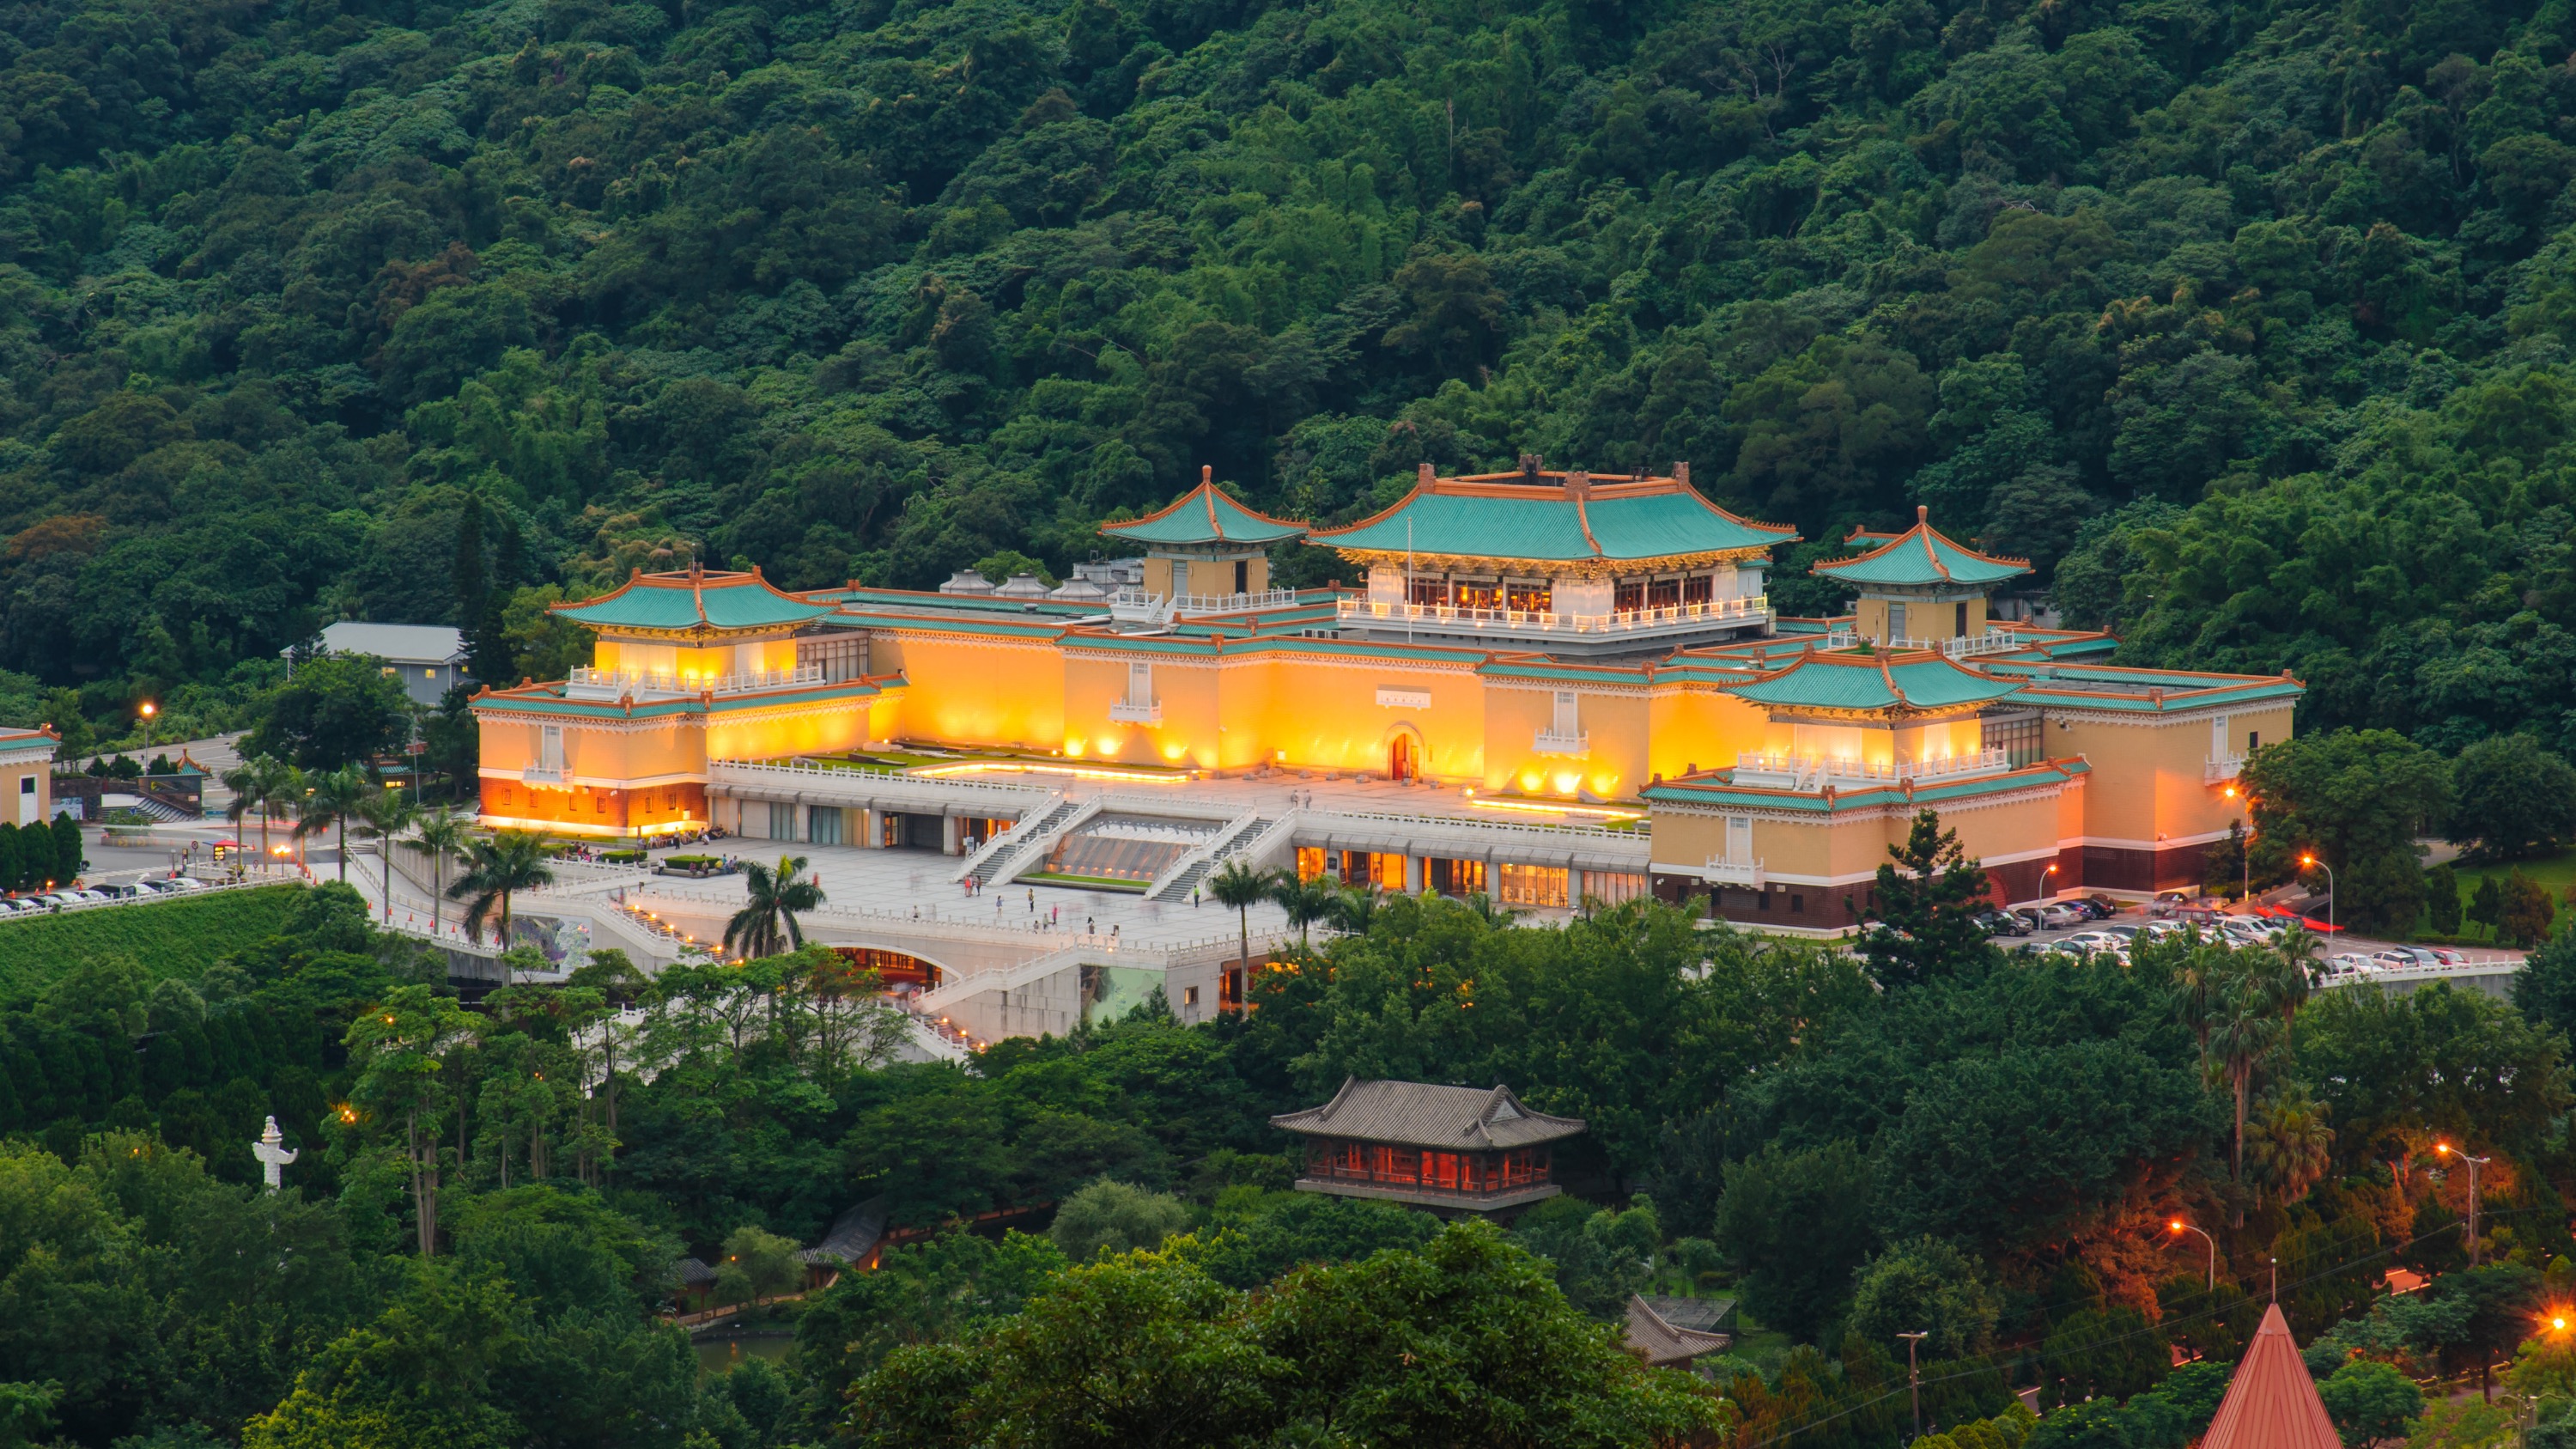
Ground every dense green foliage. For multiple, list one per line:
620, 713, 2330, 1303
0, 846, 2568, 1446
0, 0, 2573, 760
0, 882, 301, 991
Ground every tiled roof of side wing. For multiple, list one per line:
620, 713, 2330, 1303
553, 569, 836, 630
1100, 474, 1308, 545
821, 589, 1107, 621
470, 676, 891, 718
1725, 652, 2025, 711
1814, 509, 2032, 587
1983, 661, 2306, 710
1642, 758, 2088, 813
1313, 474, 1795, 561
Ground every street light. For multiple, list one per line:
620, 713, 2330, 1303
137, 701, 155, 755
2436, 1142, 2492, 1264
1898, 1331, 1929, 1439
2300, 853, 2334, 936
2169, 1217, 2217, 1290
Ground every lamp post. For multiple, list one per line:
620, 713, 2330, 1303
2437, 1142, 2491, 1264
2168, 1217, 2216, 1290
137, 701, 155, 756
1898, 1331, 1929, 1440
2300, 853, 2334, 936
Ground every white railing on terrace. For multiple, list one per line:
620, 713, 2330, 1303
1302, 807, 1648, 842
2206, 753, 2247, 783
1108, 699, 1163, 724
1533, 729, 1589, 755
708, 758, 1054, 801
522, 764, 568, 784
568, 664, 824, 697
1110, 588, 1298, 622
1704, 855, 1765, 887
1336, 594, 1769, 636
1732, 748, 2012, 790
1945, 631, 2026, 659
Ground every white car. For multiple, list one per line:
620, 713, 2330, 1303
2059, 932, 2130, 957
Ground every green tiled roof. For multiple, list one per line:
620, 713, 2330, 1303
472, 675, 890, 720
1315, 478, 1795, 563
1102, 478, 1307, 546
1981, 661, 2306, 712
1727, 652, 2025, 712
556, 570, 835, 632
1643, 758, 2089, 813
1815, 510, 2031, 588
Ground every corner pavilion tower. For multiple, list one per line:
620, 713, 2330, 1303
1814, 506, 2032, 649
1099, 467, 1309, 626
1317, 461, 1796, 657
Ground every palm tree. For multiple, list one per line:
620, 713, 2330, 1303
295, 764, 376, 883
405, 811, 470, 938
725, 855, 824, 961
2208, 993, 2284, 1222
2171, 941, 2234, 1067
2267, 927, 2322, 1025
1207, 856, 1271, 977
223, 754, 298, 873
1268, 870, 1339, 946
1331, 882, 1386, 935
449, 832, 556, 948
2245, 1085, 2335, 1209
355, 789, 416, 921
1462, 891, 1523, 927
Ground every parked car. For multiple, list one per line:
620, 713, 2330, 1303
1975, 910, 2031, 937
2058, 931, 2129, 957
2035, 904, 2087, 929
2083, 894, 2123, 916
2011, 907, 2050, 932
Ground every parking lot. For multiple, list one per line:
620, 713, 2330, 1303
1987, 893, 2521, 979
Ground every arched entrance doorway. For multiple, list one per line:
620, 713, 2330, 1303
1391, 716, 1432, 778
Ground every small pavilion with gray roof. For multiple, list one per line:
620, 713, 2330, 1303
1271, 1077, 1584, 1215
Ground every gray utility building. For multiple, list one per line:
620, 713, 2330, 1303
293, 623, 472, 705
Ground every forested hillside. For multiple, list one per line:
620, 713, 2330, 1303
3, 0, 2574, 747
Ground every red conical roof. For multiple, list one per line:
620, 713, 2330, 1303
2201, 1304, 2342, 1449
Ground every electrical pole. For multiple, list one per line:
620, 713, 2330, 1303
1899, 1331, 1929, 1440
2439, 1144, 2489, 1264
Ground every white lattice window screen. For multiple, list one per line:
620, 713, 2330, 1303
2212, 715, 2231, 756
1888, 603, 1908, 640
540, 726, 565, 771
1552, 691, 1578, 736
1127, 662, 1153, 707
1727, 816, 1753, 861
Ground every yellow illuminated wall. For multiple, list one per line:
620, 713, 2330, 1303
1643, 686, 1769, 782
1480, 685, 1642, 799
592, 636, 799, 679
1851, 596, 1989, 642
869, 629, 1066, 749
2054, 702, 2293, 848
704, 695, 884, 762
1242, 651, 1485, 780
